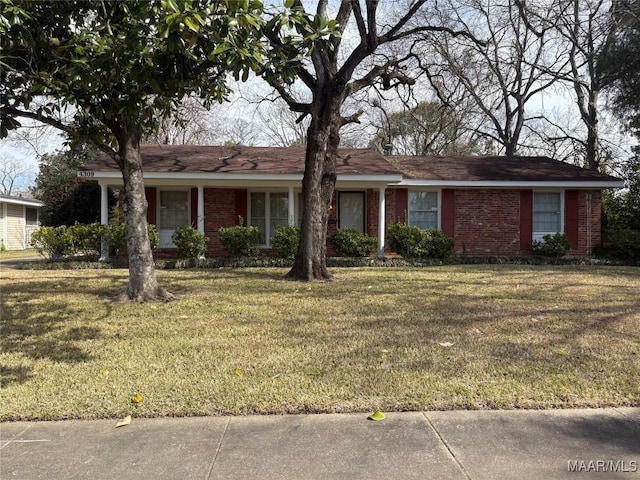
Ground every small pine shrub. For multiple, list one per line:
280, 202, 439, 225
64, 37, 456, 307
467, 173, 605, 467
271, 225, 300, 258
531, 233, 571, 257
329, 228, 377, 257
387, 223, 454, 259
218, 224, 262, 256
171, 226, 209, 259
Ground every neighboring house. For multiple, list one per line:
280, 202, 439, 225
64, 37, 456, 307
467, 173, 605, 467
80, 145, 623, 258
0, 195, 44, 250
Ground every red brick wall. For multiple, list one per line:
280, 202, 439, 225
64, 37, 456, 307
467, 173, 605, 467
204, 188, 242, 257
575, 190, 602, 255
199, 186, 603, 258
453, 189, 522, 255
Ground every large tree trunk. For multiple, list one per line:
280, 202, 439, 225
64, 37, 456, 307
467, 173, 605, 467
287, 91, 342, 281
117, 127, 169, 301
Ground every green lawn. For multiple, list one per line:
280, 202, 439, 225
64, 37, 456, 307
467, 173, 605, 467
1, 265, 638, 421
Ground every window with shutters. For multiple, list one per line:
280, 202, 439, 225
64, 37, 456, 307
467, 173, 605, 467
408, 191, 439, 229
533, 192, 563, 241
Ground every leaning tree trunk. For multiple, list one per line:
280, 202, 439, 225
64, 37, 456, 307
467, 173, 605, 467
117, 127, 168, 301
287, 93, 342, 281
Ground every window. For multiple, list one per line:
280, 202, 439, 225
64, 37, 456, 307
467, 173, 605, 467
408, 191, 438, 229
249, 192, 289, 245
158, 190, 189, 248
25, 207, 38, 226
159, 191, 189, 229
533, 192, 562, 239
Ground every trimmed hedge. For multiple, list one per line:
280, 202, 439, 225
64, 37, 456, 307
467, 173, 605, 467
271, 226, 300, 259
531, 233, 571, 257
218, 224, 262, 256
387, 223, 454, 259
329, 228, 377, 257
171, 226, 209, 259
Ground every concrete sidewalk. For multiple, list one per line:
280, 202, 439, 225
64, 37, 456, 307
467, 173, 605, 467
1, 408, 639, 480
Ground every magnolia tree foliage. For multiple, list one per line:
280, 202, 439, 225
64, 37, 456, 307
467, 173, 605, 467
0, 0, 319, 299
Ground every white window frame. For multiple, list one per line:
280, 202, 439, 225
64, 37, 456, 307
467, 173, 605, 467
408, 189, 440, 230
248, 190, 290, 247
532, 190, 564, 242
157, 188, 191, 248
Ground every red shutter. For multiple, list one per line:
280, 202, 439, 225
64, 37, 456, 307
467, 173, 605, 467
565, 190, 579, 250
190, 188, 198, 227
394, 188, 408, 223
235, 189, 248, 225
520, 190, 533, 251
145, 187, 157, 225
441, 189, 455, 237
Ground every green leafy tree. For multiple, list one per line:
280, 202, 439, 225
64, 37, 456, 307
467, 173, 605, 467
599, 0, 640, 133
32, 145, 111, 226
0, 0, 311, 300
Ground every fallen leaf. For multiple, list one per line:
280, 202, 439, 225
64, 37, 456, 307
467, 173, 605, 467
234, 368, 244, 377
304, 367, 322, 376
131, 392, 143, 403
368, 411, 385, 421
439, 342, 454, 347
116, 415, 131, 428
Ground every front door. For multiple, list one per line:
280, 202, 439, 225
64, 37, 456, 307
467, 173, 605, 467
338, 192, 365, 233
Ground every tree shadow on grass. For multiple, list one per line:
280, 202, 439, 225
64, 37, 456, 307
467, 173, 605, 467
0, 278, 111, 383
0, 365, 33, 387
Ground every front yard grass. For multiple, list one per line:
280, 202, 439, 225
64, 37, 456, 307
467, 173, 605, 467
1, 265, 638, 421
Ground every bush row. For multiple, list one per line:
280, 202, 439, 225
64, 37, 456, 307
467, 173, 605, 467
30, 222, 159, 260
217, 223, 452, 259
34, 222, 616, 263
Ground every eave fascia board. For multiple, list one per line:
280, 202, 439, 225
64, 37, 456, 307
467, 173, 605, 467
394, 179, 625, 189
80, 171, 403, 184
0, 197, 44, 207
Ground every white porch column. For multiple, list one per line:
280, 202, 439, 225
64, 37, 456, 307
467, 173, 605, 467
197, 186, 205, 234
100, 183, 109, 261
288, 186, 295, 226
377, 187, 386, 259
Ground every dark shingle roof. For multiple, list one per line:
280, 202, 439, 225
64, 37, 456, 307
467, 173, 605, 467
386, 155, 620, 182
85, 144, 401, 176
83, 146, 622, 184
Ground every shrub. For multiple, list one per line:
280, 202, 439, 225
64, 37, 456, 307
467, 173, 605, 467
387, 223, 423, 257
30, 226, 74, 260
67, 222, 104, 255
387, 223, 454, 259
218, 224, 262, 256
420, 227, 455, 259
329, 228, 377, 257
271, 225, 300, 259
531, 233, 571, 257
103, 222, 159, 255
597, 228, 640, 261
171, 226, 209, 259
